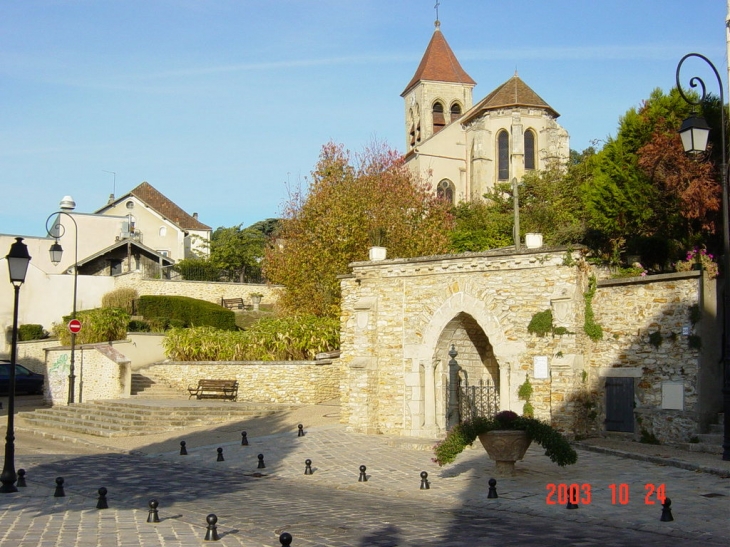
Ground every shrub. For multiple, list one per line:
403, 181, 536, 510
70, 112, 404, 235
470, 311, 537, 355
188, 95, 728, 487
52, 308, 130, 345
101, 287, 138, 314
127, 319, 151, 332
527, 310, 553, 337
433, 411, 577, 467
18, 324, 49, 341
137, 295, 236, 331
163, 315, 340, 361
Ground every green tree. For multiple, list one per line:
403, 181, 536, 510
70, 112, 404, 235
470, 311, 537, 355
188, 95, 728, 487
264, 141, 453, 317
210, 223, 268, 282
581, 88, 721, 266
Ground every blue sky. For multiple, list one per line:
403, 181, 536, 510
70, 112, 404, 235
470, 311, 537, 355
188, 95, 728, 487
0, 0, 727, 238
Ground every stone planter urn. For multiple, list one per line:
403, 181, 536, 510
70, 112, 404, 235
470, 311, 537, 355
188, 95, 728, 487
368, 246, 387, 261
250, 294, 263, 311
477, 430, 532, 475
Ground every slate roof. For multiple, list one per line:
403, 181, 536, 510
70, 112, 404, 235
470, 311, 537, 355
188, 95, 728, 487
401, 22, 476, 96
462, 73, 559, 123
76, 238, 174, 268
97, 182, 211, 231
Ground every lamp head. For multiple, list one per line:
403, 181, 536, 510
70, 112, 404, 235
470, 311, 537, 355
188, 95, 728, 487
49, 241, 63, 266
6, 237, 31, 285
678, 114, 711, 154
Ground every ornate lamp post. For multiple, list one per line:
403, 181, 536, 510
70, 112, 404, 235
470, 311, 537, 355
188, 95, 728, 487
46, 196, 79, 405
0, 238, 31, 493
676, 53, 730, 461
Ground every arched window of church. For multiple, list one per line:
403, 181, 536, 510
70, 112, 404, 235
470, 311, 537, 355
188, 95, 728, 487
409, 109, 416, 147
450, 102, 462, 122
432, 101, 445, 133
524, 129, 536, 170
437, 179, 455, 204
498, 130, 509, 180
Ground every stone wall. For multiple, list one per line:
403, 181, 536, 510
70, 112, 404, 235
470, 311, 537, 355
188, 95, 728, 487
45, 344, 131, 406
339, 248, 709, 445
590, 272, 704, 443
142, 360, 342, 405
113, 271, 281, 307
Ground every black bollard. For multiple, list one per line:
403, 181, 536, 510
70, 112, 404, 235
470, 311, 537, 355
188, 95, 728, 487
566, 485, 579, 509
147, 499, 160, 523
16, 469, 26, 488
297, 424, 304, 437
54, 477, 65, 497
204, 513, 220, 541
97, 487, 109, 509
660, 497, 674, 522
180, 441, 188, 455
241, 431, 248, 446
420, 471, 430, 490
217, 447, 225, 462
358, 465, 367, 482
304, 459, 313, 475
280, 532, 293, 546
257, 453, 266, 469
487, 478, 498, 499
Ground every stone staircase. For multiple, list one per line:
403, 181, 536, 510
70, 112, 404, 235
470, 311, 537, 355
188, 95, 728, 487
685, 413, 724, 455
15, 399, 298, 438
131, 372, 183, 398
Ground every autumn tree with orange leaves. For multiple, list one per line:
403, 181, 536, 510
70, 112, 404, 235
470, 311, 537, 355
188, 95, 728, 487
264, 142, 453, 317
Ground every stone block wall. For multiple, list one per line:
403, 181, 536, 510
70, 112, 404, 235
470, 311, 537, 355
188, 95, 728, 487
113, 271, 281, 307
45, 344, 131, 406
143, 360, 342, 404
340, 248, 708, 445
590, 272, 704, 443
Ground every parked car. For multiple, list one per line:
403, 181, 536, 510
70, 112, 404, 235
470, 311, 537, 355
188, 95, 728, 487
0, 361, 44, 395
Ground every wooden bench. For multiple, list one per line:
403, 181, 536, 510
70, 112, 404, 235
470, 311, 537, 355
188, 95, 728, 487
187, 379, 239, 401
221, 297, 252, 310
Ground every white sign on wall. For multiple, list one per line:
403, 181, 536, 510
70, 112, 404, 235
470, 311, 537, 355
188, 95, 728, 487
533, 356, 549, 379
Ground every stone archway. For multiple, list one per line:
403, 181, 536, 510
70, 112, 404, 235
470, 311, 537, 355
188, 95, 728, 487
434, 312, 499, 430
409, 291, 526, 436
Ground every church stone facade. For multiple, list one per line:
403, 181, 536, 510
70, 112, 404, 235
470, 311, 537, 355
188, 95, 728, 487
402, 21, 570, 202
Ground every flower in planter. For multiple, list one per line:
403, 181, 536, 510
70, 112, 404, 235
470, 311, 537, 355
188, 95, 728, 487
675, 247, 719, 279
433, 410, 577, 467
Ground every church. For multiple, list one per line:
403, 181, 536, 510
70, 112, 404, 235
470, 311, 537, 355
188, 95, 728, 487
402, 20, 570, 203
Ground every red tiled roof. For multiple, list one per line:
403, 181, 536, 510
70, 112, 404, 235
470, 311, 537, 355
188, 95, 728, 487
463, 73, 559, 123
96, 182, 212, 231
401, 22, 476, 96
128, 182, 211, 231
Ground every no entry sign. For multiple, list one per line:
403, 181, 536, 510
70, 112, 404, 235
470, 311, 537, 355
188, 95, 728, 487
68, 319, 82, 334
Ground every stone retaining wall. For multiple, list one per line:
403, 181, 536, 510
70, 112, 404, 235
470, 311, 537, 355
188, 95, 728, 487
144, 360, 342, 404
113, 271, 281, 307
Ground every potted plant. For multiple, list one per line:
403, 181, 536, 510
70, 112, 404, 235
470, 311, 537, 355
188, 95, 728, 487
433, 410, 577, 475
250, 292, 263, 311
368, 227, 387, 261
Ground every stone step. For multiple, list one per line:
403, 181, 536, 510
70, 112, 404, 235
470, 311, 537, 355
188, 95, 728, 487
16, 400, 298, 438
708, 423, 723, 434
684, 441, 723, 455
697, 433, 722, 444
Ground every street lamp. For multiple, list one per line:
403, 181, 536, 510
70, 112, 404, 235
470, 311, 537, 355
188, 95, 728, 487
676, 53, 730, 461
46, 196, 79, 405
0, 237, 31, 493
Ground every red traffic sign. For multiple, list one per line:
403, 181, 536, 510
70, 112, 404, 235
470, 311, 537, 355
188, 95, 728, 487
68, 319, 82, 334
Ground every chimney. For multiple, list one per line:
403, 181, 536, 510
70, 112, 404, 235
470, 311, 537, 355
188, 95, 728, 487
108, 193, 115, 204
192, 212, 198, 219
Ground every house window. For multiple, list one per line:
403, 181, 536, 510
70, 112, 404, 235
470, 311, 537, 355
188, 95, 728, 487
437, 179, 455, 204
433, 101, 445, 133
125, 200, 134, 209
159, 226, 167, 237
525, 130, 536, 170
157, 250, 169, 257
498, 130, 509, 180
450, 102, 462, 122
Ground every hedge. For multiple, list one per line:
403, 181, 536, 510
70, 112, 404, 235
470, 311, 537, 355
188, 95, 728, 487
137, 295, 236, 331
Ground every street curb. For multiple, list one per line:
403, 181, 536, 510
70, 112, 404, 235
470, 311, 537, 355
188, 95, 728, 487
574, 441, 730, 478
